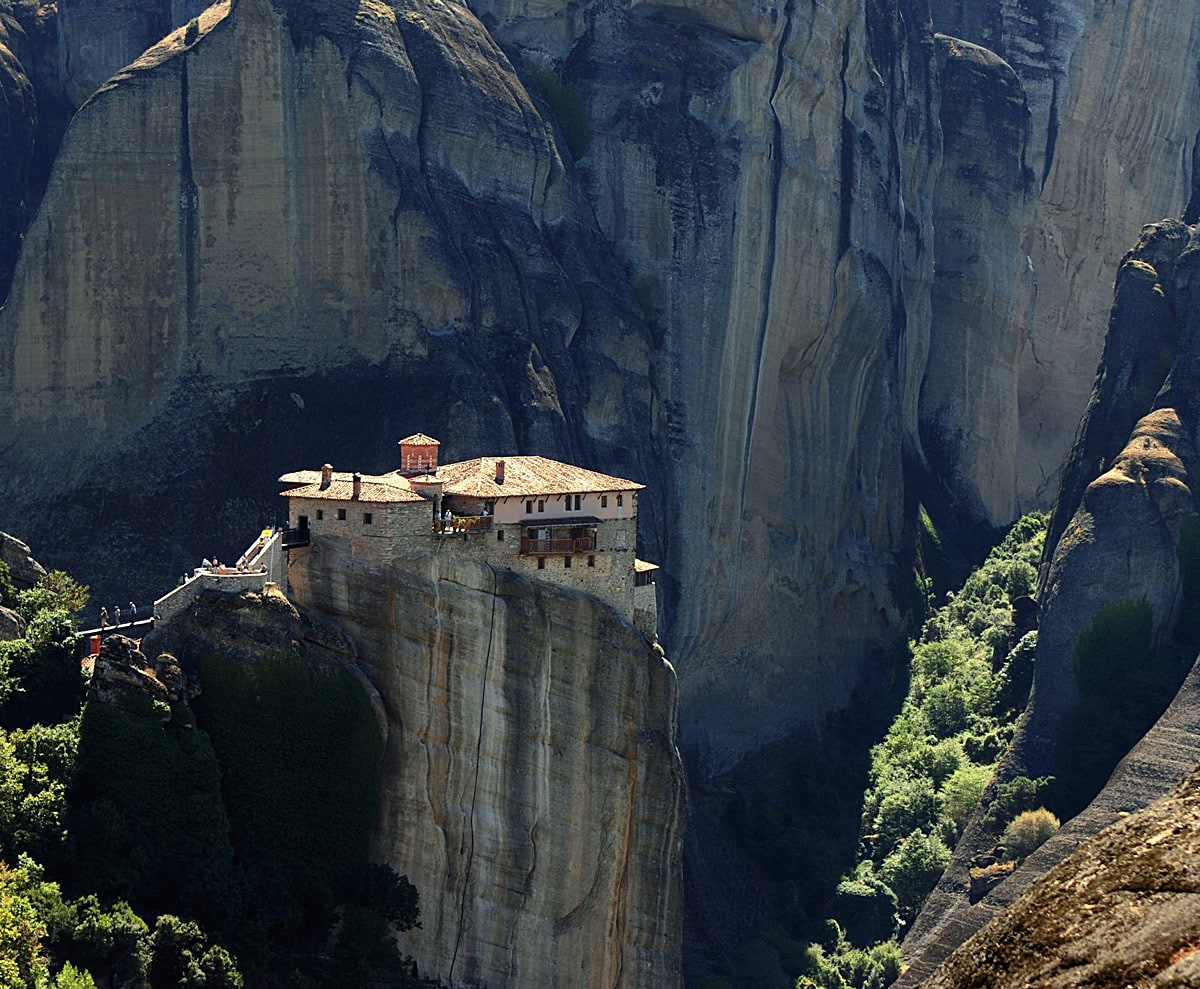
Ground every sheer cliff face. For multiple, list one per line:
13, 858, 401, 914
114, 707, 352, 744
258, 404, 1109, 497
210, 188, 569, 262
477, 0, 944, 767
0, 0, 660, 597
922, 35, 1033, 525
930, 0, 1200, 505
288, 544, 684, 989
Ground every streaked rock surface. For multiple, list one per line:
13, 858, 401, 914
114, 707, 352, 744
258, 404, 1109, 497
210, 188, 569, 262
288, 538, 685, 989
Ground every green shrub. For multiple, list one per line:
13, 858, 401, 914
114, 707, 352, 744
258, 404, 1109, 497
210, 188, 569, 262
68, 694, 234, 921
1001, 807, 1059, 861
0, 560, 15, 607
1073, 598, 1152, 698
880, 831, 950, 923
529, 68, 590, 161
1176, 515, 1200, 646
832, 867, 898, 946
982, 775, 1052, 832
799, 923, 901, 989
939, 762, 991, 838
195, 652, 384, 894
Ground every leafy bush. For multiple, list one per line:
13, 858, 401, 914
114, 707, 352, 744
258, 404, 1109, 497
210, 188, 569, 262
0, 719, 80, 864
68, 693, 235, 922
1057, 595, 1189, 816
195, 652, 385, 894
530, 68, 590, 161
1073, 598, 1152, 698
17, 572, 89, 622
0, 560, 15, 607
798, 922, 901, 989
1001, 807, 1059, 861
1175, 515, 1200, 646
939, 762, 991, 838
982, 775, 1052, 832
879, 831, 951, 923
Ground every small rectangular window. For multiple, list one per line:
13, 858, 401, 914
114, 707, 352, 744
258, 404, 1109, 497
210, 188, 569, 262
574, 494, 581, 511
587, 555, 595, 568
526, 500, 533, 514
538, 500, 545, 513
337, 508, 347, 521
537, 557, 546, 570
564, 556, 572, 569
601, 495, 608, 508
363, 512, 373, 525
316, 509, 324, 520
497, 530, 504, 542
617, 494, 623, 507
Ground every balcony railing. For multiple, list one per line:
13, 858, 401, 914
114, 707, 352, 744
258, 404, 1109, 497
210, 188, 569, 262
435, 515, 493, 534
281, 527, 310, 549
520, 535, 596, 555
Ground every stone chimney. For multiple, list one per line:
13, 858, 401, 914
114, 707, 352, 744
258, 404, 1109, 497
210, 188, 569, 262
352, 473, 362, 499
320, 463, 333, 489
495, 459, 505, 484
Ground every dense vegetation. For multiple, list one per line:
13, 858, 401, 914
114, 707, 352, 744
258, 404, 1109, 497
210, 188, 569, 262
0, 560, 435, 988
793, 513, 1049, 988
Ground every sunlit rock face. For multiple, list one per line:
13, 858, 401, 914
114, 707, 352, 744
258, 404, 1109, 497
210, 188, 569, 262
476, 0, 945, 770
288, 541, 685, 989
0, 0, 659, 603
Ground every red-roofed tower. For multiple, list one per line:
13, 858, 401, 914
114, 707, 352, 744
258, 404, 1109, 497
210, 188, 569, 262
398, 434, 440, 475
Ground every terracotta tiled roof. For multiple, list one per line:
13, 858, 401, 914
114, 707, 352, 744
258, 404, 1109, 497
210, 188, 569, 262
433, 456, 643, 499
399, 433, 440, 446
283, 477, 425, 503
635, 559, 660, 573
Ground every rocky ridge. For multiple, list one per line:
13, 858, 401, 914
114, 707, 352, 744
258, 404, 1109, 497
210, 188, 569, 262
929, 0, 1200, 506
919, 754, 1200, 989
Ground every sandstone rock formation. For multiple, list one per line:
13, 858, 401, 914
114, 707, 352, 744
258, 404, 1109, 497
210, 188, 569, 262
493, 0, 946, 769
93, 633, 197, 707
0, 0, 660, 605
0, 7, 35, 302
921, 34, 1034, 525
902, 220, 1200, 984
929, 0, 1200, 506
0, 529, 45, 588
287, 537, 685, 989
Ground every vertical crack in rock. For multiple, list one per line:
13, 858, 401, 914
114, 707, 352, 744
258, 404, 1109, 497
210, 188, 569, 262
1040, 74, 1059, 192
179, 50, 199, 345
449, 561, 500, 985
837, 23, 854, 261
736, 0, 797, 565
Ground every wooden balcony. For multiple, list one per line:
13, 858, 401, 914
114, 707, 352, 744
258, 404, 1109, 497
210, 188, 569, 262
520, 535, 596, 555
435, 515, 492, 534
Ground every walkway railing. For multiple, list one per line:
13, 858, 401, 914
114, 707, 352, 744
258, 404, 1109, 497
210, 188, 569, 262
153, 529, 284, 626
520, 535, 596, 555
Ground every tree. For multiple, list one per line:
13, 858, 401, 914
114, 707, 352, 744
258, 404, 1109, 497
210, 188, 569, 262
880, 831, 951, 922
148, 915, 242, 988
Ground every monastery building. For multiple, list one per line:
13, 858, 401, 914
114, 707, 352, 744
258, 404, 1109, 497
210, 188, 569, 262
279, 435, 659, 636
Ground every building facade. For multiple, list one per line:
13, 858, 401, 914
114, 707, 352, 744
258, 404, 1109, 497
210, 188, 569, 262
279, 436, 659, 635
